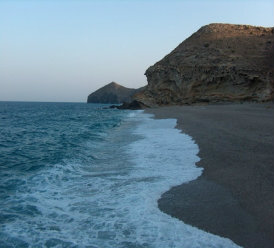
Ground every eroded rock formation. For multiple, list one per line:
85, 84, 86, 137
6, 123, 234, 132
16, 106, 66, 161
135, 23, 274, 107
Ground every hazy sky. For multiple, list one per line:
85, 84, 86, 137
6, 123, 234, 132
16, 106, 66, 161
0, 0, 273, 102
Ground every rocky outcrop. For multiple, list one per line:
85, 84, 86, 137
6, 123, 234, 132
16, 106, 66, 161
134, 23, 274, 107
115, 100, 149, 110
87, 82, 144, 104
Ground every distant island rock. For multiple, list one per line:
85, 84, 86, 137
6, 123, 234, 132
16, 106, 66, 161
132, 23, 274, 107
87, 82, 145, 104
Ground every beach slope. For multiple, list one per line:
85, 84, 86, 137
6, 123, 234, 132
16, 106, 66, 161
147, 103, 274, 248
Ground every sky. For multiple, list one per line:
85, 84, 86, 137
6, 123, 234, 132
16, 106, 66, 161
0, 0, 273, 102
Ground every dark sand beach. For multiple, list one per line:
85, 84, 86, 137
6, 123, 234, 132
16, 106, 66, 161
146, 103, 274, 248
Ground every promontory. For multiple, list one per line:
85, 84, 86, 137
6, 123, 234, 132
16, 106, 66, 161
133, 23, 274, 107
87, 82, 144, 104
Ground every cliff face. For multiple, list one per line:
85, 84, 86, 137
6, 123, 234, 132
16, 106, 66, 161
87, 82, 143, 104
135, 24, 274, 106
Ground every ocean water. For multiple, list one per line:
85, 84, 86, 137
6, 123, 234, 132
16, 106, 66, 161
0, 102, 240, 248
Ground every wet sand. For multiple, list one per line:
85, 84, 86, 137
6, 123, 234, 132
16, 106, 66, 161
146, 103, 274, 248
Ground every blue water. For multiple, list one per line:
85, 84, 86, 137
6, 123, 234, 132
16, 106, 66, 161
0, 102, 241, 248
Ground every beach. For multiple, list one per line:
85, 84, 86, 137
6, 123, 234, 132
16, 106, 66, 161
146, 103, 274, 248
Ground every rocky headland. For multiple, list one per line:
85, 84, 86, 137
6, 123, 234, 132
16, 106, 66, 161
87, 82, 144, 104
85, 23, 274, 247
134, 23, 274, 107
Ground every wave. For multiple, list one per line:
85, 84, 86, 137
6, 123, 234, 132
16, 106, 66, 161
123, 112, 241, 248
0, 104, 241, 247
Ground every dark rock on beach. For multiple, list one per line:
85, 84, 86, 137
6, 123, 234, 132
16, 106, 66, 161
108, 100, 148, 110
116, 100, 149, 110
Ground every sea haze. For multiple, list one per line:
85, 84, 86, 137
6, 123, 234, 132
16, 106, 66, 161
0, 102, 240, 247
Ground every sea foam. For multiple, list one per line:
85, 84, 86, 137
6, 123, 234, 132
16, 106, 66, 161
0, 105, 242, 247
123, 111, 242, 248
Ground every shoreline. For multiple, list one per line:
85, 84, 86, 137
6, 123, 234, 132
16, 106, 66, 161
146, 103, 274, 248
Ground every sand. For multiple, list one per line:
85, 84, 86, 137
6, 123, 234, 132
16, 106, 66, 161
146, 103, 274, 248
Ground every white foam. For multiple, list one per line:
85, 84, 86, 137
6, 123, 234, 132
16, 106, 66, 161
1, 111, 242, 247
127, 110, 143, 118
121, 112, 242, 248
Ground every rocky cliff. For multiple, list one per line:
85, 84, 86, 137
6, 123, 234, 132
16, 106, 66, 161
87, 82, 144, 104
134, 23, 274, 107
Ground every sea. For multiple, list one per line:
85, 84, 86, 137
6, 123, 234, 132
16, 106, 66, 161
0, 102, 240, 248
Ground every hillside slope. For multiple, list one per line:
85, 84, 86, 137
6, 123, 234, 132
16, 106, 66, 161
134, 23, 274, 107
87, 82, 143, 104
